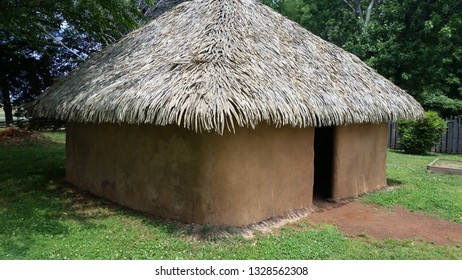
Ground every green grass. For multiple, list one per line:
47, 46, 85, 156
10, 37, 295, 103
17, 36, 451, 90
41, 131, 66, 143
0, 138, 461, 260
361, 151, 462, 224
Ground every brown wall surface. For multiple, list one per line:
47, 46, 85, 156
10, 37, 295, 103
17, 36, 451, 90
66, 123, 314, 226
331, 123, 388, 199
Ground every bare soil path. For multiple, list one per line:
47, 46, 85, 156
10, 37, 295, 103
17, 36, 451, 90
306, 201, 462, 245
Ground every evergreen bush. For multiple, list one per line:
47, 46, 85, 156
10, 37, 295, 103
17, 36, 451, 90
397, 111, 447, 154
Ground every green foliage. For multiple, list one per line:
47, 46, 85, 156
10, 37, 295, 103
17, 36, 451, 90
397, 111, 447, 155
1, 138, 462, 259
0, 0, 154, 122
0, 0, 152, 46
420, 90, 462, 117
264, 0, 462, 117
262, 0, 364, 47
347, 0, 462, 117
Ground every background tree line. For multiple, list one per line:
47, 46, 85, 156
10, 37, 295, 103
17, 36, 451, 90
1, 0, 461, 124
262, 0, 462, 117
0, 0, 169, 124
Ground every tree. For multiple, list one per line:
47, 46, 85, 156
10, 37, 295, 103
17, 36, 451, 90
0, 0, 153, 125
345, 0, 462, 117
261, 0, 385, 47
143, 0, 187, 19
264, 0, 462, 117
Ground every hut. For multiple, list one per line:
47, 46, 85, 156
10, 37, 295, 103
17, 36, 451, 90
32, 0, 424, 226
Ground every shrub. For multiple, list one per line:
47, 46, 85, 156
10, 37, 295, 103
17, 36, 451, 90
397, 111, 447, 154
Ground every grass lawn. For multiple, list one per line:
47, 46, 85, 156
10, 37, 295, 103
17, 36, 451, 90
0, 133, 461, 259
40, 131, 66, 144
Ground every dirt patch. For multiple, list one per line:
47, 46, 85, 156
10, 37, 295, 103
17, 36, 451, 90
432, 159, 462, 169
427, 158, 462, 176
0, 127, 33, 137
306, 201, 462, 245
0, 128, 56, 146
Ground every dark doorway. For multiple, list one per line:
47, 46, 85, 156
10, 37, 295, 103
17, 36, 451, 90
313, 127, 334, 200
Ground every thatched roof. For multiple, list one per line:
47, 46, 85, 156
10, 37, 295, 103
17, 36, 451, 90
32, 0, 424, 133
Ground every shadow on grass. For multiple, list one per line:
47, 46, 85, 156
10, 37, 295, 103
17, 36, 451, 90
0, 143, 190, 258
0, 144, 119, 258
386, 178, 402, 187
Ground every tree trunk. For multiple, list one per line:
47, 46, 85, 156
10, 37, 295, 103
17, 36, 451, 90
365, 0, 376, 27
353, 0, 362, 17
0, 79, 13, 126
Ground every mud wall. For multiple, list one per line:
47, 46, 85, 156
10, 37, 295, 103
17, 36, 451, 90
331, 123, 388, 199
66, 123, 314, 226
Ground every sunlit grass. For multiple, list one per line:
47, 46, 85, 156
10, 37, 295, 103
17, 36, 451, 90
41, 131, 66, 143
0, 138, 461, 260
362, 151, 462, 224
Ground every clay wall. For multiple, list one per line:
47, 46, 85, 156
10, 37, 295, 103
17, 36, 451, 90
331, 123, 388, 199
66, 123, 314, 226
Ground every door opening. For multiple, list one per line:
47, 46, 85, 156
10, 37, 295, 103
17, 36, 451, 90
313, 126, 334, 201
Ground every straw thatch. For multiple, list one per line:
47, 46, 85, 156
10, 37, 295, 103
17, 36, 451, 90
32, 0, 424, 133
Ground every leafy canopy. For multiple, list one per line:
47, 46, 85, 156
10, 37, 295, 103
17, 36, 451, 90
264, 0, 462, 117
0, 0, 153, 122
